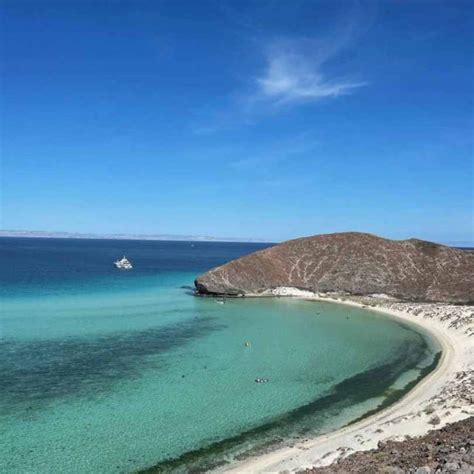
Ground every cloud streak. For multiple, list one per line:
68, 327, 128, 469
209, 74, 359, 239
255, 39, 367, 106
257, 48, 366, 105
191, 4, 371, 133
229, 132, 320, 170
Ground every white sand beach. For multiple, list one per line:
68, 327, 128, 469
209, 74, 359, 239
222, 291, 473, 473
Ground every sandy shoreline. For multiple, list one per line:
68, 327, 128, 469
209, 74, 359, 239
221, 291, 473, 473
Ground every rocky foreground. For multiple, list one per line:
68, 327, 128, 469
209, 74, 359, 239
195, 233, 474, 303
304, 416, 473, 474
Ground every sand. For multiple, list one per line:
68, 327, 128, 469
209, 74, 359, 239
220, 290, 473, 473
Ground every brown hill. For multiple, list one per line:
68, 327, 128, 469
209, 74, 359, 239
194, 232, 474, 303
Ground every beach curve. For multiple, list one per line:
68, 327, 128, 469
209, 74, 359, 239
220, 292, 473, 473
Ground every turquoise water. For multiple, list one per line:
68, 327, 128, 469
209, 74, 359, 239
0, 238, 440, 473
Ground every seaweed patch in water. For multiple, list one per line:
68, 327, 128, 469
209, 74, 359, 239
140, 339, 436, 473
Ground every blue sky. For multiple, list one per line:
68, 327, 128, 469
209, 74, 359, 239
1, 0, 473, 243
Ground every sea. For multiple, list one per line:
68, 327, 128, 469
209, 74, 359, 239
0, 237, 441, 473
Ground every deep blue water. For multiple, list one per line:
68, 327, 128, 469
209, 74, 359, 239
0, 237, 272, 296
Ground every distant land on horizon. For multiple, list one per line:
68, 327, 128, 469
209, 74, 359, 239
0, 230, 472, 248
0, 229, 273, 244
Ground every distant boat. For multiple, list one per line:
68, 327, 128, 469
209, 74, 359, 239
114, 256, 133, 270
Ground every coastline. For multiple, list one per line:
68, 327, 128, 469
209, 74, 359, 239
220, 291, 473, 473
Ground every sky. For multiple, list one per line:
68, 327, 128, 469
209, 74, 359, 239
1, 0, 473, 244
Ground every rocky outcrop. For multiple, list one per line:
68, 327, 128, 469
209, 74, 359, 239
194, 232, 474, 303
304, 416, 473, 474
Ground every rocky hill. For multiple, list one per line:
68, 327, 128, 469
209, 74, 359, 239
194, 232, 474, 303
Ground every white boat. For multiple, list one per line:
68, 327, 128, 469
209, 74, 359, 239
114, 256, 133, 270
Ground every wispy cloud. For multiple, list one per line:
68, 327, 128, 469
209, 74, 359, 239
250, 4, 371, 108
229, 132, 320, 169
191, 4, 371, 133
256, 42, 366, 106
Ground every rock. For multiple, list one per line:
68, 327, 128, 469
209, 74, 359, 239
425, 405, 436, 415
195, 232, 474, 303
303, 417, 473, 474
429, 415, 442, 426
444, 462, 459, 471
415, 467, 431, 474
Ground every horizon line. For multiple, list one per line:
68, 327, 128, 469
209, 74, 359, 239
0, 229, 274, 244
0, 229, 473, 248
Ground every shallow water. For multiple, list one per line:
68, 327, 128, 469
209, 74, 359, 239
0, 238, 440, 473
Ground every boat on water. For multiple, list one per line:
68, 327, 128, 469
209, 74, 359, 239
114, 256, 133, 270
